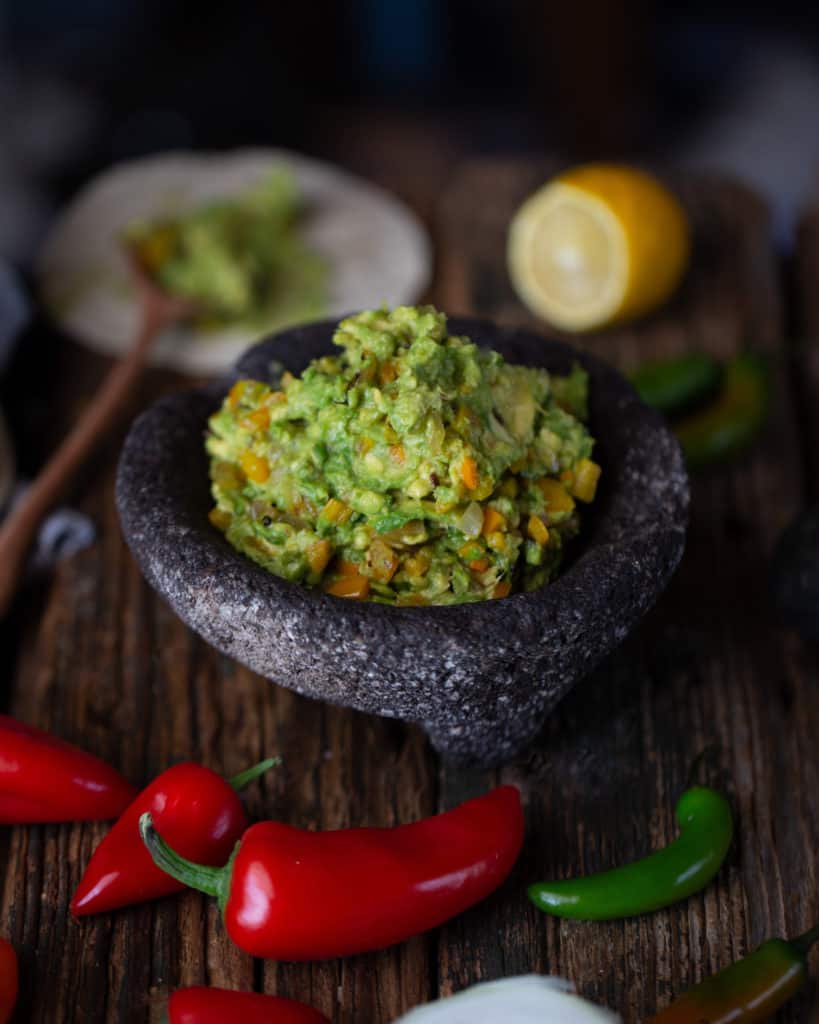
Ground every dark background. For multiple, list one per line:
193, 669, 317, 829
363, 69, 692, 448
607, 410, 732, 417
3, 0, 819, 261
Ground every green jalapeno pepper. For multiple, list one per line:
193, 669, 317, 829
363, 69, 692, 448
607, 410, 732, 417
650, 923, 819, 1024
631, 352, 722, 417
528, 786, 733, 920
674, 352, 769, 470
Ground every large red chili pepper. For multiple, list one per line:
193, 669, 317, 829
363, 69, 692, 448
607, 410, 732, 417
0, 938, 17, 1024
141, 784, 524, 960
71, 758, 277, 916
168, 986, 329, 1024
0, 715, 136, 824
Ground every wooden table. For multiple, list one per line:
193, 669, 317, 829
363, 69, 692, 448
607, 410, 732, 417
1, 160, 817, 1022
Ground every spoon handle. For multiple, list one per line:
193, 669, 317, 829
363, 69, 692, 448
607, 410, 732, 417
0, 308, 167, 618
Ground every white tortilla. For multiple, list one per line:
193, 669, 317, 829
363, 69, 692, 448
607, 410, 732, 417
37, 149, 432, 376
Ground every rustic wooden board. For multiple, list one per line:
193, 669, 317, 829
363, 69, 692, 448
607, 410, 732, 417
0, 161, 816, 1022
436, 160, 818, 1021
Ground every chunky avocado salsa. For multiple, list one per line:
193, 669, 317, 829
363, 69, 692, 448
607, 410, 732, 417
206, 306, 600, 605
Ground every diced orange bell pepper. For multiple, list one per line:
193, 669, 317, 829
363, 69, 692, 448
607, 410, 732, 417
326, 575, 370, 600
241, 452, 270, 484
482, 506, 506, 536
334, 559, 361, 577
461, 457, 479, 490
536, 478, 575, 517
527, 515, 550, 546
241, 407, 270, 432
367, 539, 399, 582
307, 540, 333, 575
570, 459, 602, 503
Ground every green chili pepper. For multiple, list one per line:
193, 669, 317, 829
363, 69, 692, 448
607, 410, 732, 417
527, 786, 733, 920
674, 352, 769, 470
649, 923, 819, 1024
631, 352, 722, 417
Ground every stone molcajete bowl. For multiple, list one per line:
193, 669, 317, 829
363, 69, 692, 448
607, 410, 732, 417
116, 317, 688, 763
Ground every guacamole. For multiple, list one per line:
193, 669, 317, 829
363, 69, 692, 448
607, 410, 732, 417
206, 306, 600, 605
125, 168, 327, 328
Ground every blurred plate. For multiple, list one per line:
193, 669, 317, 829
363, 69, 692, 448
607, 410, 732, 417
0, 408, 14, 514
37, 149, 432, 376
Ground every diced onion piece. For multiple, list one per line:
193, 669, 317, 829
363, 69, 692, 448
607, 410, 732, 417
456, 501, 484, 539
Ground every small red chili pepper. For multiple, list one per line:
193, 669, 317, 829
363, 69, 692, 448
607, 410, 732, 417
141, 784, 524, 960
168, 986, 329, 1024
71, 758, 278, 916
0, 715, 137, 824
0, 937, 18, 1024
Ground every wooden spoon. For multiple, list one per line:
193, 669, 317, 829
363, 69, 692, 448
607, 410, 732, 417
0, 257, 196, 617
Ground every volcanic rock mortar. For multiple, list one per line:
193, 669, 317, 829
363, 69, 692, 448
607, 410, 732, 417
116, 317, 689, 762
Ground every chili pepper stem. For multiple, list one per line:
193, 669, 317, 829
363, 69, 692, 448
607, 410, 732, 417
139, 812, 235, 912
229, 756, 280, 792
791, 922, 819, 957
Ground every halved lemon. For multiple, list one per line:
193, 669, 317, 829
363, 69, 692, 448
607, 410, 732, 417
507, 164, 690, 332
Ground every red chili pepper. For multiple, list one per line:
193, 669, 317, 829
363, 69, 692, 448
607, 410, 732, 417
71, 758, 277, 916
0, 938, 17, 1024
0, 715, 137, 824
168, 987, 329, 1024
141, 784, 524, 960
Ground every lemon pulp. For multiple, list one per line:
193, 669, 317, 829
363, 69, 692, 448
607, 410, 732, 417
507, 164, 690, 332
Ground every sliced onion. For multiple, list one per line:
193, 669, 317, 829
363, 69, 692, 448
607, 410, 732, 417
393, 976, 620, 1024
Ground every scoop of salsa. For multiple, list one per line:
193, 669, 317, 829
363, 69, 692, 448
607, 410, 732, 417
206, 306, 600, 605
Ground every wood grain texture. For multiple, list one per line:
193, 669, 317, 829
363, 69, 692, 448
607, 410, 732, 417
436, 160, 818, 1021
1, 457, 436, 1023
0, 161, 817, 1022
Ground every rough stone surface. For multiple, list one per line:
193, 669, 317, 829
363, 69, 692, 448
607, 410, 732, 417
116, 317, 689, 763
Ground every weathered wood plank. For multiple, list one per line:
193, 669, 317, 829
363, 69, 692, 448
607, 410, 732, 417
2, 162, 817, 1022
434, 161, 818, 1021
1, 385, 436, 1021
